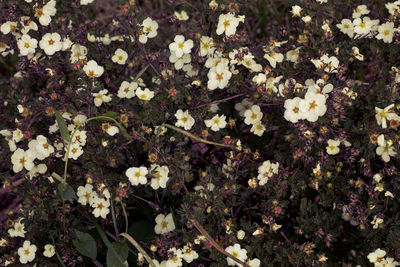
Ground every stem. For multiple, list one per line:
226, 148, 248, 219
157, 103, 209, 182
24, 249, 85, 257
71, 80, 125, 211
110, 197, 119, 236
121, 201, 129, 233
52, 237, 67, 267
119, 233, 156, 267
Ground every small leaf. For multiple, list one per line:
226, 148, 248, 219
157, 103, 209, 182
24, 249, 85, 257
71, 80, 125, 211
107, 241, 128, 267
73, 230, 97, 260
102, 111, 119, 120
55, 110, 70, 141
57, 183, 75, 201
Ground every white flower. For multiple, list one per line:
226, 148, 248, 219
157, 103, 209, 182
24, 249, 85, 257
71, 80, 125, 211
62, 37, 73, 51
353, 17, 373, 35
225, 243, 248, 266
80, 0, 95, 5
169, 51, 191, 70
139, 17, 158, 44
8, 220, 26, 238
337, 19, 354, 37
386, 2, 400, 15
11, 148, 35, 173
136, 88, 155, 101
326, 139, 340, 155
182, 244, 199, 263
216, 13, 244, 36
39, 32, 62, 55
126, 166, 148, 186
20, 17, 38, 35
17, 34, 38, 56
27, 163, 47, 179
375, 104, 396, 129
207, 63, 232, 90
204, 114, 227, 132
376, 22, 395, 43
352, 4, 370, 18
154, 213, 175, 234
71, 130, 87, 146
284, 97, 305, 123
320, 54, 339, 73
199, 36, 215, 57
43, 244, 55, 258
101, 122, 119, 136
150, 164, 170, 190
91, 197, 110, 219
70, 44, 87, 63
169, 35, 193, 58
18, 240, 37, 264
77, 184, 96, 206
244, 105, 263, 125
175, 109, 195, 130
117, 81, 138, 99
175, 10, 189, 21
167, 247, 183, 267
367, 248, 386, 264
112, 48, 128, 64
286, 47, 301, 63
376, 135, 396, 162
299, 92, 327, 122
305, 79, 333, 98
302, 16, 312, 23
34, 0, 57, 26
237, 230, 245, 240
93, 89, 112, 107
66, 142, 84, 160
235, 99, 253, 117
35, 135, 54, 159
352, 46, 364, 61
257, 160, 279, 185
83, 60, 104, 78
371, 215, 383, 229
264, 52, 284, 68
0, 21, 17, 35
250, 121, 266, 136
291, 5, 302, 16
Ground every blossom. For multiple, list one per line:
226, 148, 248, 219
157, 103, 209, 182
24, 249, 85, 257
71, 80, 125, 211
43, 244, 55, 258
264, 52, 284, 68
216, 13, 245, 36
77, 184, 95, 205
352, 46, 364, 61
367, 248, 386, 264
286, 47, 301, 63
326, 139, 340, 155
284, 97, 305, 123
169, 35, 193, 58
353, 17, 373, 35
352, 4, 370, 18
182, 243, 199, 263
0, 21, 17, 35
80, 0, 95, 5
139, 17, 158, 44
8, 219, 26, 238
34, 135, 54, 159
376, 135, 396, 162
20, 17, 38, 34
112, 48, 128, 64
337, 19, 354, 37
154, 213, 175, 234
83, 60, 104, 78
66, 142, 84, 160
291, 5, 302, 16
117, 81, 138, 99
126, 166, 148, 186
174, 10, 189, 21
91, 197, 110, 219
375, 104, 396, 129
376, 22, 395, 43
257, 160, 279, 185
136, 88, 155, 101
150, 164, 170, 190
207, 63, 232, 90
17, 34, 38, 56
70, 44, 87, 63
169, 51, 191, 70
166, 247, 183, 267
101, 122, 119, 136
250, 121, 266, 136
11, 148, 35, 173
18, 241, 37, 264
244, 105, 263, 125
205, 114, 227, 132
235, 99, 253, 117
225, 243, 248, 266
93, 89, 112, 107
175, 109, 195, 130
199, 36, 215, 57
39, 32, 62, 55
298, 92, 327, 122
34, 0, 57, 26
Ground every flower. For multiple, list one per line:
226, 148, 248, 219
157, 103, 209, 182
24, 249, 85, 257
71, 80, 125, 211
70, 44, 87, 63
167, 247, 183, 267
17, 34, 38, 56
250, 121, 266, 136
291, 5, 302, 16
244, 105, 263, 125
126, 166, 148, 186
154, 213, 175, 234
182, 243, 199, 263
367, 248, 386, 264
112, 48, 128, 64
204, 114, 227, 132
34, 0, 57, 26
237, 230, 245, 240
284, 97, 305, 123
376, 22, 395, 43
337, 19, 354, 37
39, 32, 62, 55
207, 63, 232, 90
286, 47, 301, 63
84, 60, 104, 78
66, 142, 84, 160
8, 219, 26, 238
257, 160, 279, 185
376, 135, 396, 162
235, 99, 253, 117
169, 35, 193, 58
18, 240, 37, 264
34, 135, 54, 159
216, 13, 245, 36
326, 139, 340, 155
136, 88, 155, 101
264, 52, 284, 68
174, 10, 189, 21
150, 164, 170, 190
175, 109, 195, 130
80, 0, 95, 5
0, 21, 17, 35
91, 197, 110, 219
375, 104, 398, 129
77, 184, 96, 206
93, 89, 112, 107
298, 92, 327, 122
101, 122, 119, 136
225, 243, 248, 266
139, 17, 159, 44
43, 244, 55, 258
11, 148, 35, 173
199, 36, 215, 57
117, 81, 138, 99
169, 51, 191, 70
353, 17, 373, 35
352, 4, 370, 18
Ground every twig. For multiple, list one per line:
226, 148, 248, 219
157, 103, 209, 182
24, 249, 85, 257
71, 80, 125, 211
51, 172, 64, 183
189, 216, 250, 267
119, 233, 156, 267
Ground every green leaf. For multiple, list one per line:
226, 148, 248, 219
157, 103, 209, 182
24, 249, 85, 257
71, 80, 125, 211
73, 230, 97, 260
55, 110, 70, 141
94, 221, 127, 267
102, 111, 119, 120
57, 183, 75, 201
107, 241, 128, 267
